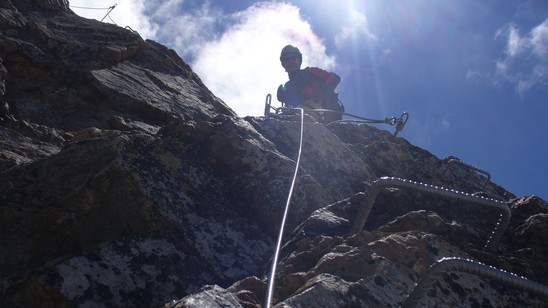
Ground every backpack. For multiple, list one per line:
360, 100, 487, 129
304, 68, 344, 123
278, 68, 345, 123
320, 91, 344, 123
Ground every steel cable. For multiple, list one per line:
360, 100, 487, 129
69, 4, 117, 23
70, 5, 115, 10
351, 177, 510, 251
264, 95, 408, 137
402, 257, 548, 307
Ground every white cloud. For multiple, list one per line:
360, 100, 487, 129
141, 1, 225, 61
334, 8, 376, 45
531, 19, 548, 58
191, 2, 336, 116
494, 19, 548, 96
465, 69, 481, 81
441, 118, 450, 129
500, 24, 528, 57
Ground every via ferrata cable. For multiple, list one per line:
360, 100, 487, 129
69, 4, 118, 23
263, 108, 304, 308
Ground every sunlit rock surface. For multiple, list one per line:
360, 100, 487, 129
1, 1, 547, 307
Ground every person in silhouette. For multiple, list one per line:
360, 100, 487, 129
276, 45, 343, 123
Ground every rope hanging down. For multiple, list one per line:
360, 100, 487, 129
264, 94, 409, 137
263, 108, 305, 308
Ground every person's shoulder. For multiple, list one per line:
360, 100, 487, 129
296, 67, 313, 78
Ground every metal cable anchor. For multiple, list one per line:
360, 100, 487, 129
263, 94, 410, 136
393, 112, 409, 137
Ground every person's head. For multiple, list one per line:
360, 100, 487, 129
280, 45, 302, 74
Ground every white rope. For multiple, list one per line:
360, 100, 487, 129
264, 108, 304, 308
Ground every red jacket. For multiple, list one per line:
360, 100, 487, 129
277, 67, 341, 108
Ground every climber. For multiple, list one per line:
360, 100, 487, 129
276, 45, 344, 123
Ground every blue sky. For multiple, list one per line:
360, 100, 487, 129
71, 0, 547, 200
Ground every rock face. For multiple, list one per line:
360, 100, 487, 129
1, 1, 547, 307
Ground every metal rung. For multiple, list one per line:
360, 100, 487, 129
351, 177, 510, 251
443, 156, 491, 191
402, 257, 548, 307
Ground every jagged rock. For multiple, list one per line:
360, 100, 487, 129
0, 1, 27, 28
329, 122, 512, 199
182, 193, 546, 307
0, 57, 6, 97
1, 1, 547, 307
248, 117, 377, 202
0, 124, 62, 170
9, 0, 70, 12
167, 285, 244, 308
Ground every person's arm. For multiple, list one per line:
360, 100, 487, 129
277, 84, 287, 103
277, 82, 300, 107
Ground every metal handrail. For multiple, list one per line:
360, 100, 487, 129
351, 177, 510, 251
402, 257, 548, 307
443, 156, 491, 190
